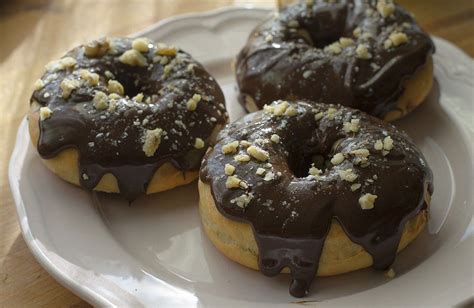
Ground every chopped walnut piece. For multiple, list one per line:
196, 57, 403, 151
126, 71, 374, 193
240, 140, 252, 148
285, 106, 298, 117
222, 140, 239, 154
331, 153, 345, 165
263, 104, 275, 114
84, 38, 110, 57
343, 118, 360, 133
314, 111, 324, 121
159, 56, 169, 65
93, 91, 109, 110
359, 193, 377, 210
308, 165, 322, 177
132, 37, 150, 53
256, 167, 266, 176
104, 70, 115, 79
108, 100, 118, 112
270, 134, 280, 143
119, 49, 148, 66
374, 139, 383, 151
155, 43, 177, 56
45, 57, 77, 71
339, 37, 354, 48
326, 107, 338, 120
58, 57, 77, 69
194, 138, 205, 149
388, 31, 409, 47
338, 169, 358, 182
226, 175, 245, 189
39, 107, 53, 121
326, 42, 342, 55
60, 79, 80, 99
402, 22, 412, 30
377, 0, 396, 18
287, 20, 299, 28
350, 148, 370, 157
385, 268, 396, 279
108, 80, 124, 96
265, 34, 273, 43
353, 154, 369, 166
44, 74, 58, 84
350, 183, 361, 191
163, 63, 174, 77
79, 69, 100, 86
224, 164, 235, 176
187, 63, 196, 72
355, 44, 372, 59
353, 27, 361, 38
264, 171, 276, 181
133, 93, 144, 103
247, 145, 269, 161
230, 193, 254, 208
108, 93, 121, 100
234, 154, 251, 163
186, 93, 201, 111
273, 100, 289, 116
34, 79, 45, 91
383, 136, 394, 151
142, 128, 164, 157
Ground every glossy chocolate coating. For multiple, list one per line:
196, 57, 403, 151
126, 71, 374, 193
32, 37, 227, 200
235, 0, 434, 117
200, 101, 432, 297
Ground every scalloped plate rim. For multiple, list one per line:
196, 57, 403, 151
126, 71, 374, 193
8, 5, 474, 307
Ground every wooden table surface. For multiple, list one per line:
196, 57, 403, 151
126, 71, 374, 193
0, 0, 472, 306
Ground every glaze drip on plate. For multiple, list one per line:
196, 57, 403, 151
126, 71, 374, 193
32, 37, 227, 200
235, 0, 434, 117
200, 101, 433, 297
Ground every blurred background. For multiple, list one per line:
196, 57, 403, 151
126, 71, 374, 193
0, 0, 472, 306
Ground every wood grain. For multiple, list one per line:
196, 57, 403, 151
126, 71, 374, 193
0, 0, 472, 306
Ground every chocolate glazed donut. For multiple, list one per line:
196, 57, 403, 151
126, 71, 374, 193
29, 37, 228, 200
199, 101, 433, 297
235, 0, 435, 120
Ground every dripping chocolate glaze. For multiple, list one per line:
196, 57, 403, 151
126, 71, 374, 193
200, 101, 433, 297
32, 37, 227, 200
235, 0, 435, 117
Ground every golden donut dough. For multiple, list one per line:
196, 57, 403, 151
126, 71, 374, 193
198, 180, 428, 276
383, 56, 433, 122
28, 101, 205, 194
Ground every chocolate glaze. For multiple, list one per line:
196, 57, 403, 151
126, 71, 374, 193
32, 37, 227, 200
200, 101, 433, 297
235, 0, 434, 118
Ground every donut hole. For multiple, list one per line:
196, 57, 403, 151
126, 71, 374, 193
121, 79, 142, 98
288, 9, 350, 49
307, 31, 344, 49
113, 74, 149, 98
286, 150, 331, 178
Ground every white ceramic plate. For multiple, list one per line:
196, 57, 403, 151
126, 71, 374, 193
9, 6, 474, 307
